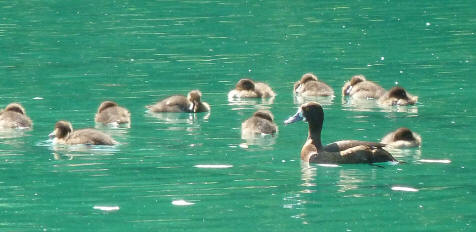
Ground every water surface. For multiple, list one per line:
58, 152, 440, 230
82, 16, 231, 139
0, 0, 475, 231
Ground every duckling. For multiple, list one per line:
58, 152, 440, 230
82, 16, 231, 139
241, 110, 278, 137
342, 75, 386, 99
228, 78, 275, 98
146, 90, 210, 113
0, 103, 33, 129
95, 101, 131, 125
381, 127, 421, 148
49, 120, 117, 145
378, 86, 418, 106
294, 73, 334, 96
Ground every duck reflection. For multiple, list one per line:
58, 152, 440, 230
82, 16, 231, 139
294, 95, 334, 105
240, 135, 277, 148
341, 96, 380, 112
145, 111, 211, 125
228, 96, 275, 108
283, 161, 403, 224
342, 96, 419, 114
94, 123, 130, 145
0, 128, 31, 139
50, 142, 119, 160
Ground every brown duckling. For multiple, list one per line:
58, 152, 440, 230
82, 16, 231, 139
294, 73, 334, 97
284, 102, 397, 164
241, 110, 278, 137
49, 120, 117, 145
342, 75, 386, 99
378, 86, 418, 106
381, 127, 421, 148
0, 103, 33, 129
228, 78, 275, 99
146, 90, 210, 113
95, 101, 131, 125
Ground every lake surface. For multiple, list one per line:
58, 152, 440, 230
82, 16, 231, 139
0, 0, 475, 231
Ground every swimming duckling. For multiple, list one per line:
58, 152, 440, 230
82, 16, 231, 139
0, 103, 33, 129
381, 127, 421, 148
294, 73, 334, 97
342, 75, 386, 99
146, 90, 210, 113
228, 78, 275, 99
378, 86, 418, 106
49, 120, 117, 145
241, 110, 278, 137
95, 101, 131, 125
284, 102, 397, 164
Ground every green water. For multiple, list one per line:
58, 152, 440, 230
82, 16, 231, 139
1, 0, 475, 231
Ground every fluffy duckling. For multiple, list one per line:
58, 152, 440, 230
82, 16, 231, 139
95, 101, 131, 125
378, 86, 418, 106
49, 120, 117, 145
228, 78, 275, 98
146, 90, 210, 113
241, 110, 278, 137
294, 73, 334, 97
284, 102, 397, 164
381, 127, 421, 148
0, 103, 33, 129
342, 75, 386, 99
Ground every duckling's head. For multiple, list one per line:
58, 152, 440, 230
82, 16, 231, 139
344, 75, 367, 94
49, 120, 73, 139
350, 75, 366, 86
253, 110, 274, 122
4, 103, 27, 115
187, 90, 202, 112
97, 101, 119, 113
387, 86, 409, 99
300, 73, 318, 83
393, 127, 415, 141
236, 79, 255, 91
295, 73, 319, 93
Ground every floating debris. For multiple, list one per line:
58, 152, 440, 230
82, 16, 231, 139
172, 200, 195, 206
391, 186, 419, 192
419, 159, 451, 164
93, 205, 120, 211
194, 164, 233, 169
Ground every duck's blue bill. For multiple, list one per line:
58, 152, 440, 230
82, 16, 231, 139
284, 109, 304, 125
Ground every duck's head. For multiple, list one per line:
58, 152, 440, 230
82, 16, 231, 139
253, 110, 274, 122
284, 102, 324, 125
49, 120, 73, 139
4, 103, 27, 115
344, 75, 367, 94
187, 90, 202, 112
393, 127, 415, 141
236, 79, 255, 91
97, 101, 119, 113
295, 73, 318, 92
